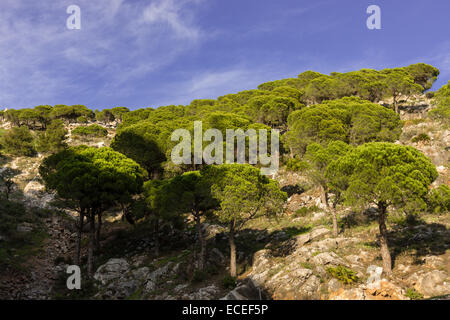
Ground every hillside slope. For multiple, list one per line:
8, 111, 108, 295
0, 93, 448, 300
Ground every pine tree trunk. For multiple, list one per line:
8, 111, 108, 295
319, 185, 329, 208
393, 95, 399, 114
378, 202, 392, 275
153, 220, 160, 257
95, 211, 102, 251
88, 209, 95, 278
195, 215, 205, 270
75, 208, 84, 266
320, 185, 339, 237
331, 205, 338, 237
229, 222, 237, 277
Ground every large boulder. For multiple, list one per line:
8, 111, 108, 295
410, 270, 450, 297
221, 278, 266, 300
250, 252, 321, 300
143, 262, 175, 294
94, 258, 130, 285
183, 285, 220, 300
310, 252, 347, 267
294, 227, 331, 248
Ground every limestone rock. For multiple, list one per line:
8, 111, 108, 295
327, 279, 342, 293
310, 252, 347, 267
411, 270, 450, 297
366, 265, 383, 285
329, 288, 366, 300
221, 279, 264, 300
294, 227, 330, 248
94, 258, 130, 285
187, 285, 220, 300
364, 280, 406, 300
147, 262, 173, 283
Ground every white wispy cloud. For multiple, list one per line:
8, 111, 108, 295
141, 0, 202, 41
0, 0, 204, 108
150, 64, 294, 107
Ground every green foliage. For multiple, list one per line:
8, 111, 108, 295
0, 167, 19, 199
429, 81, 450, 124
381, 68, 423, 112
326, 142, 438, 215
39, 146, 145, 211
0, 199, 49, 270
285, 157, 308, 171
303, 141, 352, 189
95, 109, 115, 123
258, 77, 307, 92
142, 179, 185, 230
35, 119, 68, 153
411, 133, 430, 143
111, 121, 168, 175
244, 94, 304, 128
140, 171, 218, 230
295, 205, 320, 217
286, 97, 401, 156
161, 171, 217, 216
95, 107, 129, 124
327, 266, 359, 284
120, 108, 154, 128
3, 105, 94, 129
191, 269, 209, 283
221, 275, 237, 289
77, 116, 88, 123
427, 185, 450, 214
201, 164, 287, 229
72, 124, 108, 137
405, 288, 424, 300
404, 63, 439, 91
0, 126, 36, 156
257, 64, 436, 106
50, 105, 94, 123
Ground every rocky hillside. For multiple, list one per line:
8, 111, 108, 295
0, 94, 448, 300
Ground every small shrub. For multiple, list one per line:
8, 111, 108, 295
77, 116, 88, 123
35, 120, 68, 153
284, 225, 312, 238
327, 265, 359, 284
72, 124, 108, 137
295, 205, 320, 217
204, 265, 220, 276
411, 133, 430, 143
0, 126, 36, 156
405, 288, 423, 300
191, 269, 208, 283
285, 158, 308, 172
429, 105, 450, 123
221, 275, 237, 289
427, 185, 450, 214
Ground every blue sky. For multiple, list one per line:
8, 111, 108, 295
1, 0, 449, 110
